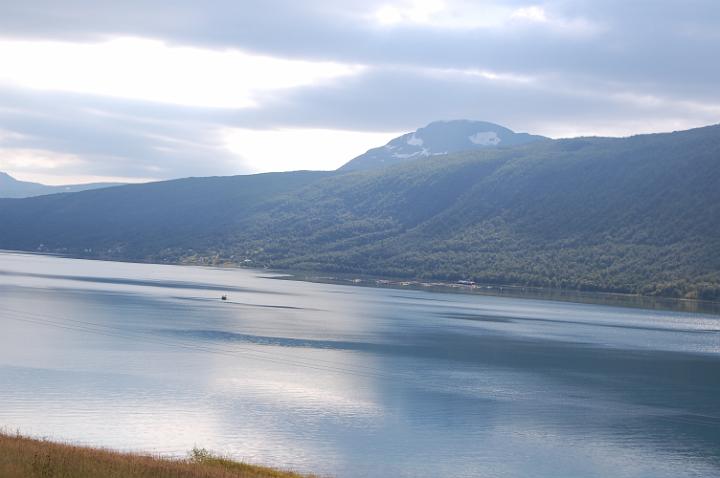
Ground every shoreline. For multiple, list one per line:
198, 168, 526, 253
276, 271, 720, 316
3, 248, 720, 316
0, 431, 316, 478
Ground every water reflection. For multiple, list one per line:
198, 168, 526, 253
1, 251, 719, 477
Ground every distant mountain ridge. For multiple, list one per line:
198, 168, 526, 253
0, 172, 124, 198
0, 123, 718, 300
340, 120, 547, 171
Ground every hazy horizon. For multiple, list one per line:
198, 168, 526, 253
6, 118, 715, 186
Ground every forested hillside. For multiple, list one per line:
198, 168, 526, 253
0, 170, 330, 258
1, 125, 718, 299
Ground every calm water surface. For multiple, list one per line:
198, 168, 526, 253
1, 252, 719, 477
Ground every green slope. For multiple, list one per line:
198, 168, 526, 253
0, 125, 718, 299
0, 170, 331, 259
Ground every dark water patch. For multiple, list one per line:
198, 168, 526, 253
522, 316, 720, 334
388, 294, 456, 303
410, 329, 720, 417
413, 329, 720, 378
442, 312, 516, 323
0, 269, 286, 295
441, 311, 719, 334
157, 328, 395, 354
175, 296, 310, 310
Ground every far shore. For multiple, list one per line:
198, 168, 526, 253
3, 249, 719, 316
277, 271, 720, 316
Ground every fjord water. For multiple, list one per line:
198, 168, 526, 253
1, 253, 719, 477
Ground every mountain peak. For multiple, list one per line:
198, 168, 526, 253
0, 171, 125, 199
339, 120, 547, 171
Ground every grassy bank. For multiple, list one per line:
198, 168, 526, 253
0, 432, 316, 478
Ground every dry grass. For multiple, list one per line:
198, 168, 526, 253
0, 432, 317, 478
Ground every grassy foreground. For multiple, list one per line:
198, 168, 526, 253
0, 432, 316, 478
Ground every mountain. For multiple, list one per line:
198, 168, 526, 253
0, 172, 124, 198
0, 124, 718, 300
0, 170, 331, 257
340, 120, 547, 171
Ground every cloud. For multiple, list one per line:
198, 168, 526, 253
2, 1, 717, 101
0, 1, 719, 183
227, 65, 720, 137
0, 37, 362, 109
5, 59, 716, 182
0, 86, 399, 181
0, 87, 244, 182
511, 6, 547, 22
374, 0, 446, 26
223, 128, 400, 172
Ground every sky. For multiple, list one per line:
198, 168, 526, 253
1, 1, 719, 185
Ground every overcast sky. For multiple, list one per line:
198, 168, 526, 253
1, 1, 719, 184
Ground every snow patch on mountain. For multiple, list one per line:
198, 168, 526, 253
407, 134, 424, 146
340, 120, 548, 171
393, 147, 431, 159
469, 131, 501, 145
